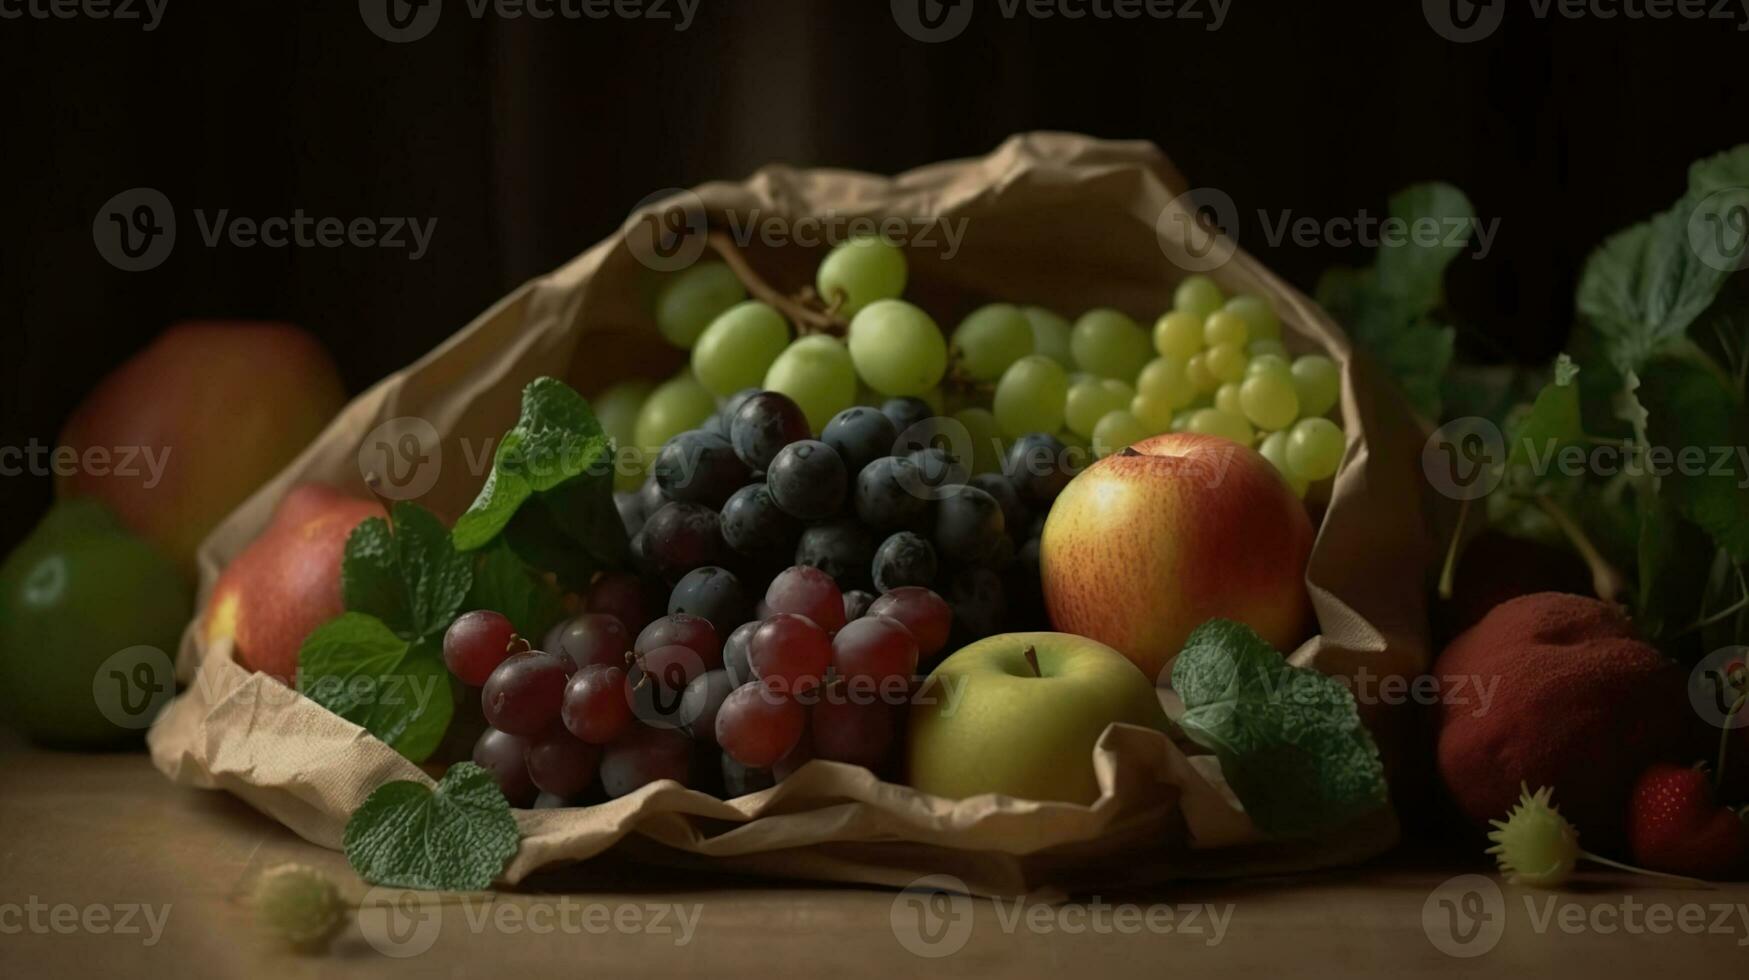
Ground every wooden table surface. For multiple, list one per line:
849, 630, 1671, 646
1, 735, 1744, 978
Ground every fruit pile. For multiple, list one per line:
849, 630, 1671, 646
450, 565, 954, 806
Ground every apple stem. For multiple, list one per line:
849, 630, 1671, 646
1023, 645, 1042, 678
362, 473, 396, 523
1120, 447, 1141, 457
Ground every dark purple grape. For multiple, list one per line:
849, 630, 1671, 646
731, 391, 810, 472
634, 613, 722, 666
532, 791, 574, 809
767, 440, 847, 520
1004, 433, 1076, 506
614, 491, 646, 539
946, 567, 1007, 642
720, 482, 802, 561
723, 621, 757, 686
842, 589, 876, 623
667, 565, 749, 636
600, 727, 693, 798
969, 473, 1030, 539
906, 446, 963, 492
678, 669, 735, 741
641, 502, 725, 583
821, 406, 899, 475
872, 531, 937, 592
720, 754, 777, 797
524, 727, 602, 798
721, 388, 761, 426
934, 485, 1006, 565
795, 519, 875, 590
481, 651, 570, 736
636, 474, 670, 521
654, 430, 751, 508
472, 728, 537, 807
854, 456, 931, 531
881, 397, 933, 435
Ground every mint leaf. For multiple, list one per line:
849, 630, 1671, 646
1375, 183, 1475, 314
342, 503, 473, 640
466, 542, 565, 640
1171, 619, 1388, 838
452, 378, 614, 551
298, 613, 454, 762
1506, 354, 1583, 471
343, 762, 520, 891
1638, 355, 1749, 562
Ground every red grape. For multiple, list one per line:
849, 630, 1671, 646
830, 615, 919, 690
443, 610, 518, 687
634, 613, 722, 669
811, 697, 896, 771
524, 727, 602, 798
867, 587, 952, 658
749, 613, 832, 695
772, 729, 813, 781
472, 728, 537, 807
561, 664, 634, 745
599, 726, 693, 798
715, 682, 807, 768
552, 613, 631, 672
586, 571, 657, 634
481, 651, 570, 736
765, 566, 846, 635
678, 669, 734, 742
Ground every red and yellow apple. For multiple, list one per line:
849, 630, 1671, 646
203, 484, 380, 680
1040, 432, 1313, 680
58, 320, 347, 572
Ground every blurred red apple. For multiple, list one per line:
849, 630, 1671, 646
203, 484, 380, 680
58, 321, 346, 572
1040, 433, 1314, 680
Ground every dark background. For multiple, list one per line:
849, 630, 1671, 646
3, 0, 1747, 553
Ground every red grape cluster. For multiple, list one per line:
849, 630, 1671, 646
446, 566, 953, 808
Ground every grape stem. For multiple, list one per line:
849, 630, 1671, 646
1532, 493, 1627, 605
705, 231, 848, 336
1436, 496, 1474, 601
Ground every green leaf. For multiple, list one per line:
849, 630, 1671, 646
1689, 144, 1749, 197
298, 613, 455, 762
465, 543, 565, 640
342, 503, 473, 640
1576, 210, 1729, 372
1170, 619, 1389, 838
1638, 355, 1749, 562
1634, 491, 1713, 643
1375, 183, 1476, 315
1506, 354, 1584, 471
452, 378, 615, 552
343, 763, 520, 891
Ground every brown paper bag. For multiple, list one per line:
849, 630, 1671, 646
148, 133, 1439, 899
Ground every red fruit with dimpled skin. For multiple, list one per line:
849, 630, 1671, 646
1040, 433, 1313, 680
1628, 763, 1748, 880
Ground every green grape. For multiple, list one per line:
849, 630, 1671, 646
1258, 431, 1308, 498
1203, 309, 1250, 348
1153, 310, 1205, 360
691, 301, 792, 397
1173, 275, 1225, 318
1092, 409, 1150, 458
1056, 427, 1091, 452
1022, 306, 1075, 367
765, 335, 857, 432
594, 380, 654, 490
817, 236, 907, 318
1286, 417, 1344, 481
1070, 309, 1150, 380
1239, 371, 1300, 431
1186, 352, 1219, 394
1131, 393, 1177, 434
654, 262, 745, 349
993, 355, 1069, 438
633, 371, 716, 458
1214, 382, 1243, 416
1291, 354, 1341, 418
1186, 408, 1254, 446
1246, 353, 1291, 380
1136, 356, 1195, 410
952, 304, 1035, 382
1170, 409, 1198, 432
1205, 342, 1248, 384
1248, 338, 1289, 360
953, 407, 1005, 475
1064, 378, 1135, 438
847, 300, 948, 397
1224, 294, 1281, 342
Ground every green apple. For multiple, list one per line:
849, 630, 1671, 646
906, 631, 1168, 805
0, 499, 192, 746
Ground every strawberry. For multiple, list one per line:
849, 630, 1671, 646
1627, 763, 1749, 880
